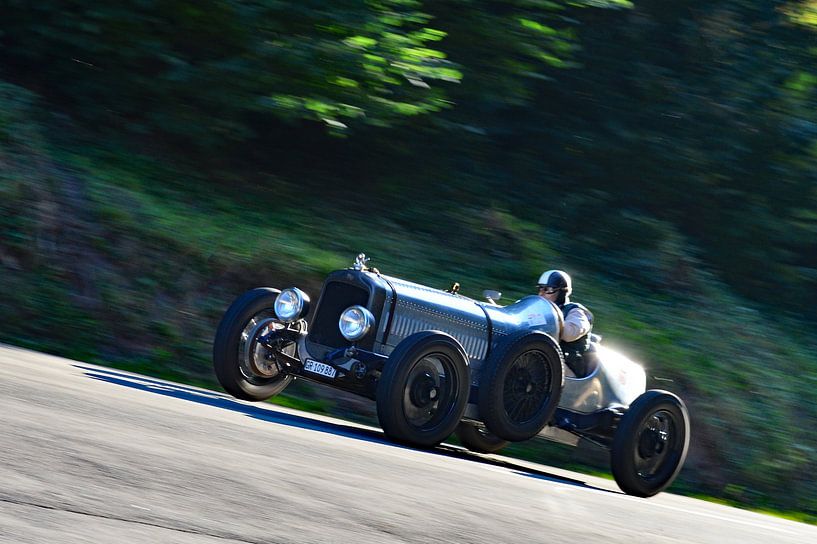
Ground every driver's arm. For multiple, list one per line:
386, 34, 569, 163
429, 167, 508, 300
562, 308, 592, 342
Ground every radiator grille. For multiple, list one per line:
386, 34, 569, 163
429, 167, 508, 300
308, 281, 373, 350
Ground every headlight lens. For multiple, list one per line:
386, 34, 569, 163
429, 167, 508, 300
274, 288, 310, 322
338, 305, 375, 341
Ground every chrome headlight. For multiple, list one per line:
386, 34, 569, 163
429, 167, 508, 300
274, 288, 310, 322
338, 305, 375, 342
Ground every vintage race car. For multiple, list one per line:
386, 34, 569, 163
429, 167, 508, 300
214, 254, 690, 497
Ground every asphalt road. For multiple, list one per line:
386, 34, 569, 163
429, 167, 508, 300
1, 344, 814, 544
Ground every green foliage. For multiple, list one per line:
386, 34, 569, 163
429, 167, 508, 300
1, 1, 462, 137
0, 82, 40, 146
482, 0, 817, 313
0, 82, 51, 277
1, 0, 627, 139
785, 0, 817, 26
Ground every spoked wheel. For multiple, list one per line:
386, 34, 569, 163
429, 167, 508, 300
479, 331, 564, 442
611, 390, 690, 497
213, 288, 296, 401
505, 351, 552, 421
455, 422, 509, 454
376, 331, 470, 448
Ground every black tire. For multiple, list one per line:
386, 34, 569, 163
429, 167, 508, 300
213, 288, 294, 401
478, 331, 564, 442
376, 331, 470, 448
455, 422, 509, 454
611, 390, 690, 497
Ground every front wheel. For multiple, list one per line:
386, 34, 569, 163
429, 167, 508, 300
610, 390, 690, 497
455, 422, 509, 454
376, 331, 470, 448
213, 288, 295, 401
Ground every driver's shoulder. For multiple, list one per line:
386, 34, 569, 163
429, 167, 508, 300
563, 302, 593, 322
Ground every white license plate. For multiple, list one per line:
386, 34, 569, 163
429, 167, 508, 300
303, 359, 337, 379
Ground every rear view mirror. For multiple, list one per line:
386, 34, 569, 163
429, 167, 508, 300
483, 290, 502, 304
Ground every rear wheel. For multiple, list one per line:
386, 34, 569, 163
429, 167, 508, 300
610, 390, 690, 497
213, 288, 295, 401
376, 331, 470, 448
478, 331, 564, 442
455, 422, 509, 454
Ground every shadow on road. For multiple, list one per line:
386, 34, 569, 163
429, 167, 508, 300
74, 364, 616, 495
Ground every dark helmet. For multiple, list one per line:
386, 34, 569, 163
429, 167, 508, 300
537, 269, 572, 305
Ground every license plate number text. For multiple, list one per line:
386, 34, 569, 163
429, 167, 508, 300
304, 359, 337, 379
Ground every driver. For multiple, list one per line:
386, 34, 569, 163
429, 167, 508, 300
537, 270, 594, 376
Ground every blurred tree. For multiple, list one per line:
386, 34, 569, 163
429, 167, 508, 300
477, 0, 817, 309
0, 1, 630, 141
0, 0, 461, 140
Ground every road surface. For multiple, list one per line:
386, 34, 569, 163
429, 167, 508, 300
1, 344, 813, 543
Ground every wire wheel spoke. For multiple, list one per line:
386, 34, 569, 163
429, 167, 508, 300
502, 349, 552, 424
